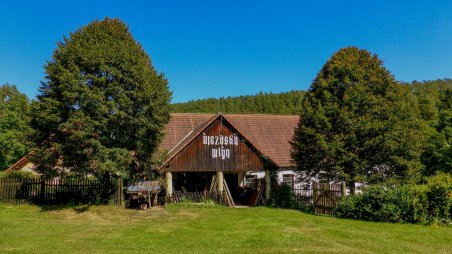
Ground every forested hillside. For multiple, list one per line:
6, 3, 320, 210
409, 78, 452, 124
172, 90, 305, 115
172, 79, 452, 115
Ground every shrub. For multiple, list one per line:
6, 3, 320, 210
334, 185, 403, 222
334, 173, 452, 225
0, 170, 38, 180
397, 184, 428, 224
273, 184, 294, 208
425, 173, 452, 223
376, 203, 401, 223
270, 183, 313, 213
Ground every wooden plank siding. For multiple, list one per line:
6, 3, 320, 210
165, 118, 265, 172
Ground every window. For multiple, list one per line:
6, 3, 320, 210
245, 175, 257, 187
282, 174, 294, 189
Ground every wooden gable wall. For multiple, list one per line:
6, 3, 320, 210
164, 117, 264, 172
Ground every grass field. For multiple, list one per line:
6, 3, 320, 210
0, 204, 450, 254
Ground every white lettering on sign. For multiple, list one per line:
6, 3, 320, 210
202, 133, 239, 146
211, 146, 230, 160
202, 133, 239, 160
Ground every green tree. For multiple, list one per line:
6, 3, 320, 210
0, 84, 32, 171
31, 18, 171, 179
431, 88, 452, 174
410, 79, 452, 126
408, 79, 452, 176
291, 47, 424, 193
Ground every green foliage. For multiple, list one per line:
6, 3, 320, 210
272, 183, 294, 208
410, 79, 452, 126
419, 126, 447, 176
0, 84, 32, 171
172, 90, 305, 115
334, 173, 452, 224
269, 183, 313, 213
30, 18, 171, 179
424, 173, 452, 223
0, 170, 37, 180
291, 47, 425, 191
417, 82, 452, 176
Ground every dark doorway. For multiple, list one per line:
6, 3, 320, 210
173, 172, 215, 192
224, 173, 241, 203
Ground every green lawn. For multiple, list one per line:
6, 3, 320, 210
0, 204, 450, 254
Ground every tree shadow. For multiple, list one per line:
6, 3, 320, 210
38, 203, 93, 213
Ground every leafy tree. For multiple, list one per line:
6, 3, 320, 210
30, 18, 171, 179
407, 79, 452, 176
0, 84, 32, 171
410, 79, 452, 126
431, 88, 452, 174
291, 47, 425, 193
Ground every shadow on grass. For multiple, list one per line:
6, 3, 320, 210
38, 203, 93, 213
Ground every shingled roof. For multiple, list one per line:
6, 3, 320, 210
160, 113, 299, 168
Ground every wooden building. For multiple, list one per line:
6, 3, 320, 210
159, 113, 300, 203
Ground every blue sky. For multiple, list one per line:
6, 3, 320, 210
0, 1, 451, 103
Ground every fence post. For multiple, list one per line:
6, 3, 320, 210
117, 177, 123, 208
40, 179, 45, 203
341, 182, 346, 197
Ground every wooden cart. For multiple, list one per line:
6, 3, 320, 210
126, 180, 161, 209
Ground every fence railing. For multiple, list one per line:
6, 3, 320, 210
292, 182, 345, 215
292, 187, 313, 204
0, 177, 123, 206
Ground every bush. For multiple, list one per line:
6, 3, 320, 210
273, 184, 294, 208
397, 185, 428, 223
334, 185, 403, 222
425, 173, 452, 223
0, 170, 38, 180
333, 173, 452, 225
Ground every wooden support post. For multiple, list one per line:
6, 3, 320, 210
341, 181, 346, 197
148, 189, 151, 209
237, 172, 244, 187
216, 171, 224, 194
264, 170, 271, 200
165, 171, 173, 197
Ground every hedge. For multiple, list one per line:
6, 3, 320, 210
333, 173, 452, 225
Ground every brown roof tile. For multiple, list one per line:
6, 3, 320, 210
225, 114, 299, 168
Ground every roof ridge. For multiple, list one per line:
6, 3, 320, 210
171, 113, 215, 115
223, 113, 299, 117
171, 112, 299, 117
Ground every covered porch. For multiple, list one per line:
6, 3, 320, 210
164, 170, 271, 207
